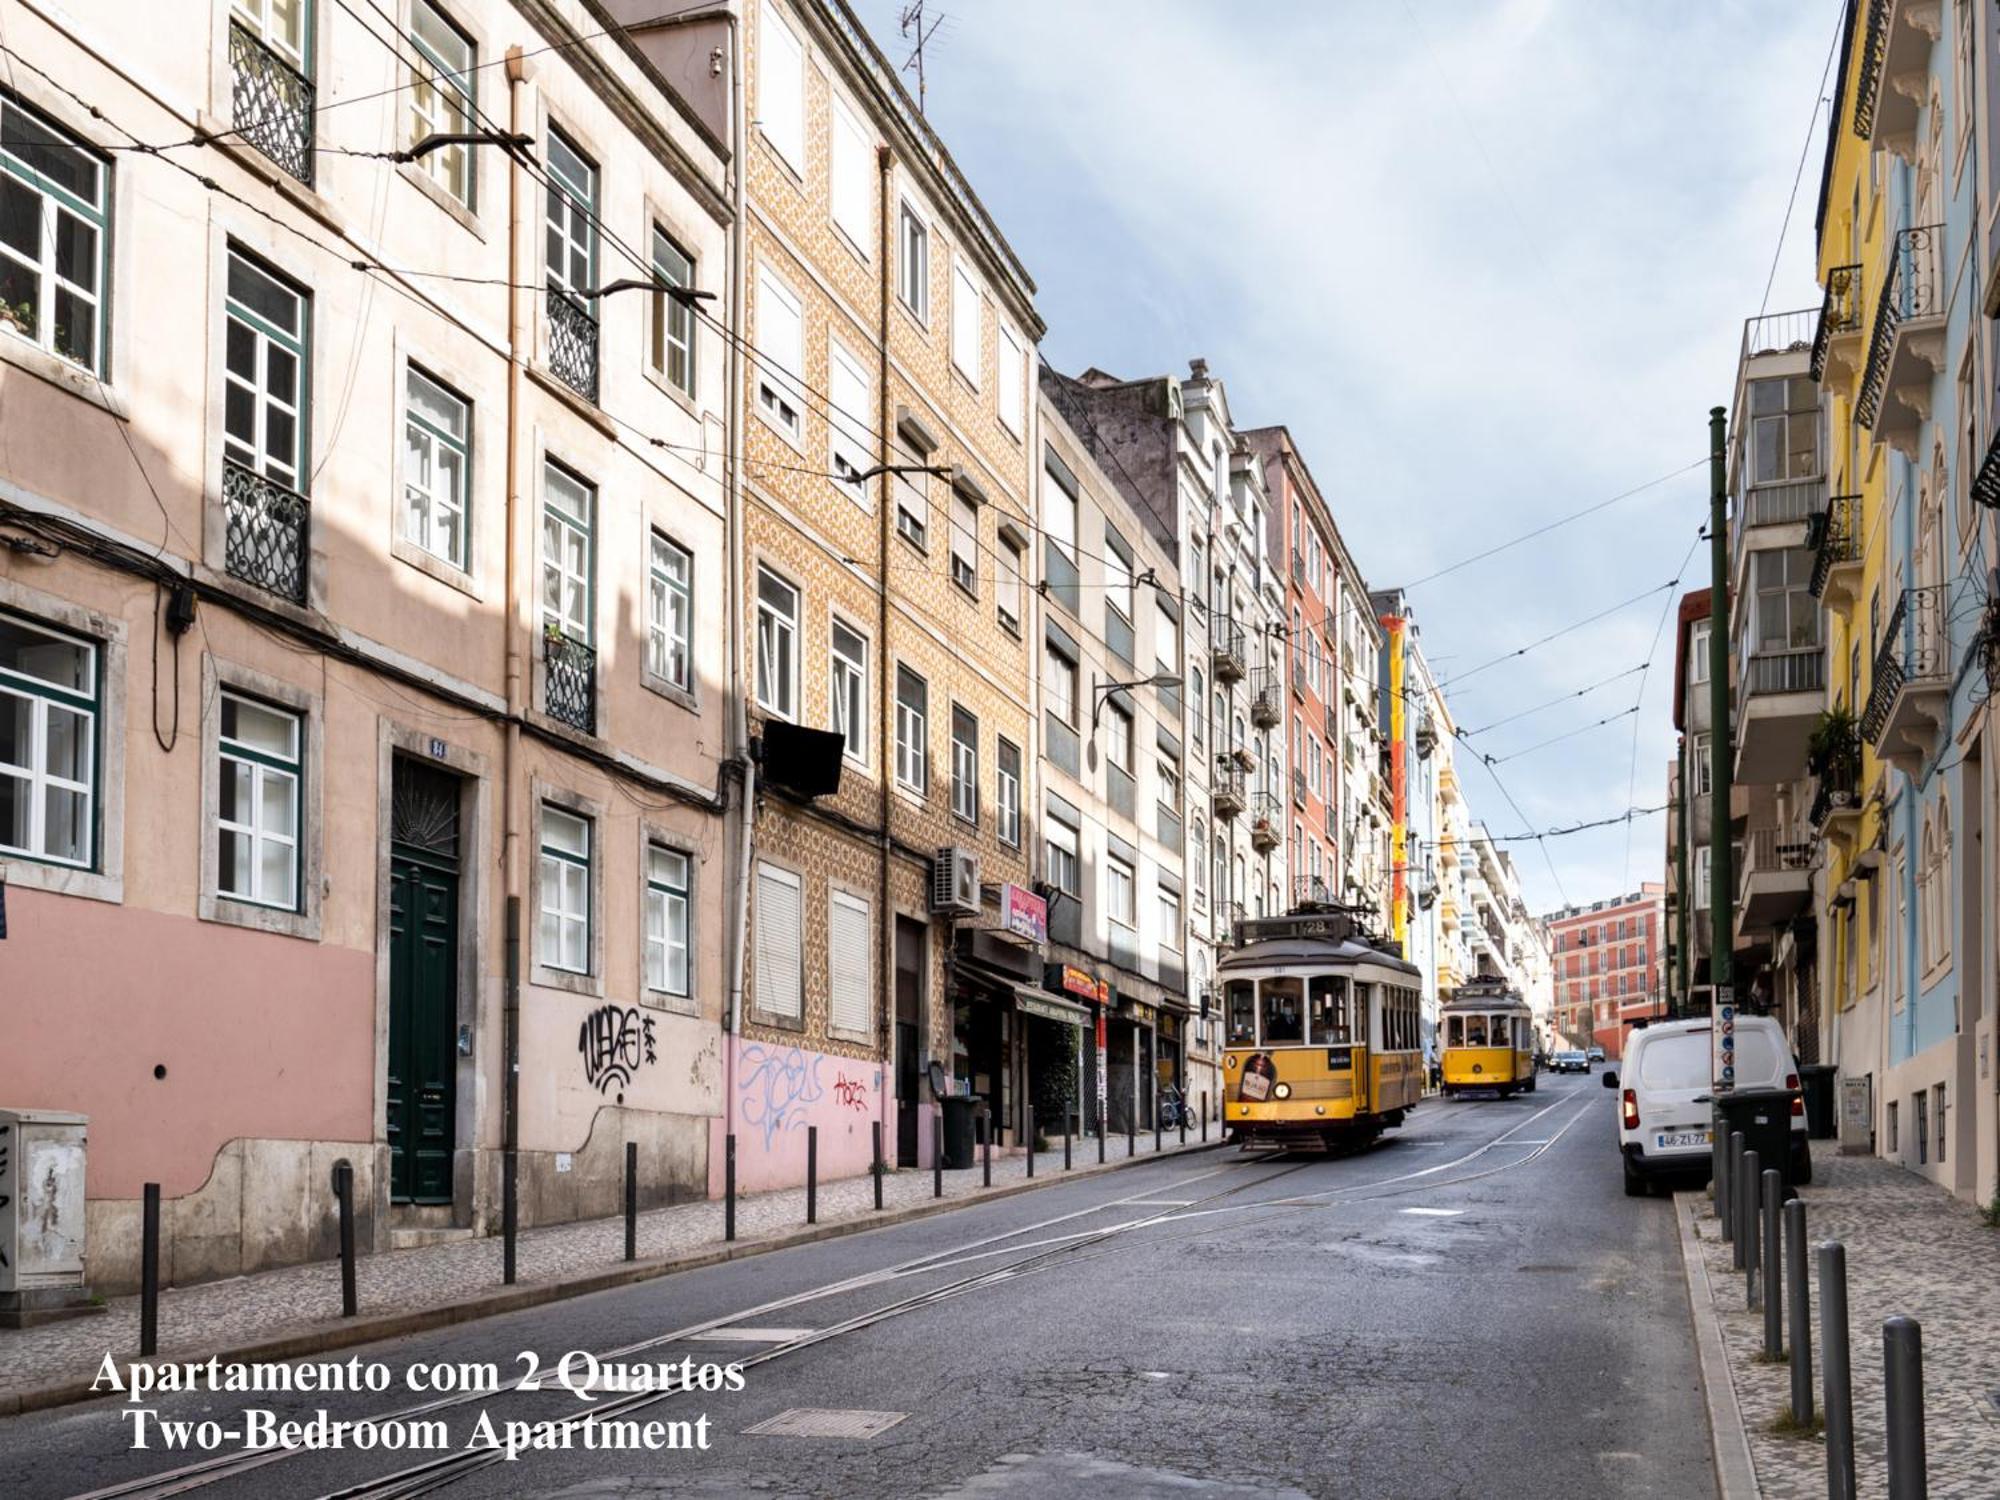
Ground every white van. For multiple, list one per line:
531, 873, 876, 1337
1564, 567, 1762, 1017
1603, 1016, 1810, 1197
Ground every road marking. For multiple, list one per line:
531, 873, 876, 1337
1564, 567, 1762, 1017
1122, 1198, 1196, 1207
1400, 1207, 1463, 1217
687, 1327, 819, 1342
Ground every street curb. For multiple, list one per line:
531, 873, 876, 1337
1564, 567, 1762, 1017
1676, 1190, 1759, 1500
0, 1136, 1226, 1420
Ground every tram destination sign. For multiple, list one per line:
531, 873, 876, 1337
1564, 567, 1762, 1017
1238, 912, 1361, 946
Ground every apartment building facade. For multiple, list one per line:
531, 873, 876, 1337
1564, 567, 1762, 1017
0, 0, 734, 1289
1545, 886, 1665, 1061
1663, 588, 1716, 1009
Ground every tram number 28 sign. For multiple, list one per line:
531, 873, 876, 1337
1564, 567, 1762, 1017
1711, 987, 1736, 1093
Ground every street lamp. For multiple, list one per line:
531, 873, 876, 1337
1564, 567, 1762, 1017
1091, 673, 1181, 733
851, 462, 957, 485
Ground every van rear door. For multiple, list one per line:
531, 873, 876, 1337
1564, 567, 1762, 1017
1633, 1029, 1713, 1160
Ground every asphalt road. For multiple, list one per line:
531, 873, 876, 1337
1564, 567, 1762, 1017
0, 1074, 1715, 1500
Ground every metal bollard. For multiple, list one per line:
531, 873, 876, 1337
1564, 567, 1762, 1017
1761, 1169, 1782, 1357
1728, 1130, 1746, 1246
1783, 1198, 1811, 1424
140, 1182, 160, 1358
502, 1148, 518, 1285
981, 1114, 991, 1188
1202, 1089, 1209, 1143
624, 1141, 638, 1263
1179, 1102, 1187, 1146
872, 1120, 884, 1211
724, 1133, 737, 1242
335, 1161, 357, 1319
806, 1126, 818, 1225
1740, 1148, 1761, 1302
1064, 1111, 1073, 1171
1098, 1105, 1107, 1164
933, 1115, 943, 1199
1026, 1120, 1035, 1178
1155, 1108, 1162, 1155
1127, 1114, 1136, 1158
1819, 1242, 1856, 1500
1883, 1316, 1927, 1500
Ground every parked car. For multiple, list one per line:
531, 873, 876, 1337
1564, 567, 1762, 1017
1604, 1015, 1810, 1197
1586, 1045, 1606, 1064
1551, 1050, 1589, 1073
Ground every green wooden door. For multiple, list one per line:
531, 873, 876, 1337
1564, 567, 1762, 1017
388, 759, 460, 1205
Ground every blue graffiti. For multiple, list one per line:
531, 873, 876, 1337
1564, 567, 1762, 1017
738, 1045, 827, 1151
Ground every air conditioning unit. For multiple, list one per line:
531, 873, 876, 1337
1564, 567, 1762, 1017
930, 846, 981, 916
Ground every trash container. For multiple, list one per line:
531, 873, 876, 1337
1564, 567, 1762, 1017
1713, 1086, 1800, 1191
940, 1095, 981, 1170
1798, 1064, 1837, 1140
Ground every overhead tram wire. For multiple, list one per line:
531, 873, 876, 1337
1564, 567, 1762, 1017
1756, 6, 1846, 320
1620, 524, 1706, 884
1456, 663, 1647, 737
1484, 705, 1641, 767
1434, 576, 1688, 695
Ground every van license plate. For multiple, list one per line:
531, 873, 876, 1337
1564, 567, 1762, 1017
1656, 1131, 1709, 1150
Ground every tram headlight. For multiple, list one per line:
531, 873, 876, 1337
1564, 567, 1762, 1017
1273, 1083, 1292, 1100
1314, 1105, 1326, 1116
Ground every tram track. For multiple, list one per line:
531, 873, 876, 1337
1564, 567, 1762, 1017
63, 1152, 1316, 1500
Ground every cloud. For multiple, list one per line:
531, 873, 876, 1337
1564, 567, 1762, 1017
853, 0, 1838, 908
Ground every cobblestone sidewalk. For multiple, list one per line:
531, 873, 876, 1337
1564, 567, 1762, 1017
0, 1130, 1209, 1405
1684, 1152, 2000, 1499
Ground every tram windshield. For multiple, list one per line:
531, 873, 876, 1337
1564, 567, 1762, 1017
1260, 978, 1304, 1043
1308, 975, 1350, 1044
1464, 1015, 1487, 1047
1225, 981, 1256, 1045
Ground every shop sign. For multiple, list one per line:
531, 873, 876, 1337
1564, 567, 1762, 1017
1019, 993, 1086, 1027
1121, 999, 1158, 1028
1002, 884, 1048, 944
1059, 965, 1100, 1000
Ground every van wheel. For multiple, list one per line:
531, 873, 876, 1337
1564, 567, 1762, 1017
1792, 1139, 1813, 1186
1623, 1158, 1647, 1197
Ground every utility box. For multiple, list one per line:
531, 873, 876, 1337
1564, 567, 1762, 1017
0, 1108, 97, 1327
1838, 1074, 1874, 1156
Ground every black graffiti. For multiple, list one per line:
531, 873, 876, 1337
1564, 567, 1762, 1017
578, 1006, 658, 1094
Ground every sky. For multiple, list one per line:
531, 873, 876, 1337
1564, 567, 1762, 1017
848, 0, 1841, 916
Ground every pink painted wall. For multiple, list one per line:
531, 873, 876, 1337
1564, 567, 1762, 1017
708, 1038, 891, 1195
0, 889, 374, 1197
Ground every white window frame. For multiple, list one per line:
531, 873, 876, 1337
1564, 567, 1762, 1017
895, 467, 929, 550
647, 530, 693, 693
538, 802, 592, 975
755, 564, 799, 719
950, 491, 978, 594
0, 609, 98, 870
828, 93, 872, 254
895, 663, 928, 794
997, 324, 1024, 435
827, 338, 873, 503
951, 703, 979, 824
828, 888, 873, 1040
996, 737, 1021, 846
1690, 619, 1712, 684
0, 92, 111, 374
407, 0, 474, 208
1693, 733, 1713, 797
757, 0, 804, 173
1045, 814, 1079, 895
403, 364, 470, 571
830, 616, 868, 764
753, 860, 804, 1024
215, 689, 302, 912
995, 536, 1023, 634
649, 226, 696, 398
898, 200, 929, 321
1106, 853, 1136, 929
753, 264, 804, 442
540, 461, 593, 643
223, 246, 310, 493
644, 841, 691, 998
1045, 643, 1077, 725
951, 257, 980, 383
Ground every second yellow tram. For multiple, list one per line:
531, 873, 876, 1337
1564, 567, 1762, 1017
1438, 977, 1536, 1098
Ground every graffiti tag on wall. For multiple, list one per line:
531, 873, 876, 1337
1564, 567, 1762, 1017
738, 1046, 824, 1150
579, 1006, 658, 1094
833, 1072, 869, 1112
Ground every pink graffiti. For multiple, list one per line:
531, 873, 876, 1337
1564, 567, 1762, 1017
833, 1073, 869, 1112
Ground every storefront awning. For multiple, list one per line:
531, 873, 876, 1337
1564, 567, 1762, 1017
1013, 986, 1092, 1027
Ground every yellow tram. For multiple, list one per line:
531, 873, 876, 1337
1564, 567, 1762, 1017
1438, 977, 1536, 1098
1219, 907, 1425, 1147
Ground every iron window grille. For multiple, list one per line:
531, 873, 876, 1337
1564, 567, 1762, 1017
229, 17, 315, 187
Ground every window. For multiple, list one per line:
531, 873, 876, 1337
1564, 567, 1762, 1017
996, 738, 1021, 845
544, 127, 595, 302
1044, 644, 1077, 724
1045, 813, 1079, 894
1156, 602, 1179, 676
827, 339, 872, 500
408, 0, 473, 206
538, 804, 591, 972
1104, 531, 1134, 621
754, 862, 803, 1020
0, 93, 109, 372
541, 462, 593, 641
1106, 854, 1135, 929
1746, 546, 1819, 653
644, 842, 690, 996
403, 366, 469, 569
757, 0, 804, 172
894, 467, 928, 549
898, 202, 928, 320
1104, 702, 1134, 777
647, 531, 692, 691
233, 0, 308, 64
224, 248, 310, 491
951, 258, 980, 382
1158, 758, 1180, 812
950, 492, 978, 594
1192, 821, 1206, 896
996, 536, 1023, 633
951, 704, 978, 823
753, 265, 803, 438
649, 228, 696, 397
0, 610, 97, 867
895, 664, 928, 793
829, 94, 871, 251
1158, 884, 1181, 951
1693, 845, 1711, 910
215, 691, 300, 910
829, 890, 872, 1037
1747, 376, 1820, 483
755, 566, 798, 718
1692, 733, 1712, 797
998, 325, 1024, 435
830, 619, 867, 762
1934, 1082, 1947, 1164
1690, 620, 1711, 684
1044, 449, 1078, 559
1914, 1089, 1928, 1166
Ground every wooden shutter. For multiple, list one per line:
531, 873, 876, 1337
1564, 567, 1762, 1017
829, 891, 871, 1038
755, 863, 802, 1020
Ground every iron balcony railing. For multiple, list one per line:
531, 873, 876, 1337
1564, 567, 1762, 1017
1743, 646, 1825, 697
1249, 668, 1281, 729
1811, 264, 1865, 380
544, 630, 598, 735
1210, 617, 1246, 682
1861, 584, 1948, 746
1854, 0, 1887, 138
547, 289, 600, 404
1809, 494, 1861, 597
1741, 476, 1826, 529
229, 21, 314, 187
1249, 792, 1281, 851
223, 459, 309, 603
1741, 828, 1815, 879
1292, 875, 1331, 907
1857, 225, 1944, 431
1971, 427, 2000, 510
1742, 307, 1818, 360
1212, 762, 1246, 818
1809, 758, 1860, 830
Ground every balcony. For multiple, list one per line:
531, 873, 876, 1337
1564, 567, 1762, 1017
1736, 827, 1813, 938
1861, 584, 1950, 773
229, 21, 314, 187
1857, 226, 1945, 457
1249, 793, 1281, 853
1853, 0, 1886, 137
1291, 876, 1331, 908
1809, 757, 1862, 838
1249, 668, 1281, 729
1734, 645, 1824, 784
1808, 494, 1863, 607
1971, 427, 2000, 511
1739, 476, 1826, 530
1210, 619, 1246, 683
223, 459, 309, 603
543, 630, 598, 735
1811, 264, 1866, 384
1227, 741, 1257, 774
547, 290, 600, 405
1743, 308, 1817, 360
1867, 0, 1943, 163
1212, 763, 1245, 820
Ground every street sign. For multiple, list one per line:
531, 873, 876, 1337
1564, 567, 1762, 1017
1710, 986, 1735, 1093
1002, 883, 1047, 944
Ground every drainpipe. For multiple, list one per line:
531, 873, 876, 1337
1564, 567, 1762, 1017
876, 142, 896, 1143
719, 5, 751, 1152
501, 46, 532, 1231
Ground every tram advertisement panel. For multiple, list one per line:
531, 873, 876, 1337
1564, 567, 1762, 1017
1239, 1053, 1276, 1101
